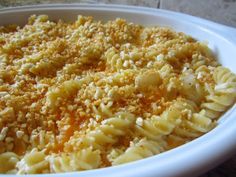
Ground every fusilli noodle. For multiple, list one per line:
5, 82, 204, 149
111, 138, 166, 165
135, 108, 181, 140
67, 112, 135, 150
16, 149, 49, 174
46, 148, 101, 173
0, 152, 20, 173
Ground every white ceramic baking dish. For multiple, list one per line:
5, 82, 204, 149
0, 4, 236, 177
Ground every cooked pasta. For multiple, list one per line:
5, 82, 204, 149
66, 112, 135, 150
16, 149, 49, 174
46, 148, 101, 173
0, 15, 235, 174
179, 69, 206, 104
0, 152, 20, 173
111, 138, 166, 165
135, 107, 182, 140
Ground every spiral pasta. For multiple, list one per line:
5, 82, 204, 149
172, 99, 213, 138
68, 112, 135, 150
111, 138, 166, 165
174, 110, 213, 138
105, 47, 144, 71
191, 53, 218, 72
46, 76, 94, 109
135, 108, 181, 140
191, 54, 207, 71
30, 130, 56, 150
201, 66, 236, 119
0, 152, 20, 173
16, 149, 49, 174
214, 66, 236, 84
29, 39, 69, 76
213, 66, 236, 94
46, 79, 82, 109
46, 148, 101, 173
158, 64, 181, 99
179, 69, 206, 104
201, 94, 236, 119
92, 101, 113, 118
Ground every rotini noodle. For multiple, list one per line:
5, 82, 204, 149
213, 66, 236, 94
135, 108, 181, 140
68, 112, 135, 150
46, 148, 101, 173
16, 149, 49, 174
201, 66, 236, 119
0, 152, 20, 173
111, 138, 166, 165
173, 100, 213, 138
30, 130, 56, 150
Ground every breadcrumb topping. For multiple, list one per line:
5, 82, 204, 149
0, 15, 223, 174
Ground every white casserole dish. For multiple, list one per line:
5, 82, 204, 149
0, 4, 236, 177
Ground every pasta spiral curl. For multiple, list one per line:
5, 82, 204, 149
214, 66, 236, 84
188, 110, 214, 133
30, 130, 56, 150
135, 99, 196, 140
135, 107, 182, 140
105, 48, 142, 71
174, 110, 214, 138
191, 54, 207, 71
46, 76, 92, 109
16, 149, 49, 174
191, 54, 218, 73
201, 94, 236, 119
0, 152, 20, 173
201, 66, 236, 119
179, 69, 206, 104
173, 99, 214, 138
46, 148, 101, 173
79, 112, 135, 149
159, 64, 180, 99
46, 80, 81, 109
92, 101, 113, 118
105, 48, 125, 71
28, 39, 69, 77
111, 138, 166, 165
213, 66, 236, 94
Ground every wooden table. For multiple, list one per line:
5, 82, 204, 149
0, 0, 236, 176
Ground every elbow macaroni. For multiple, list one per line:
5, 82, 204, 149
0, 15, 236, 174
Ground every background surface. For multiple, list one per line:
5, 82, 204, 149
0, 0, 236, 176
